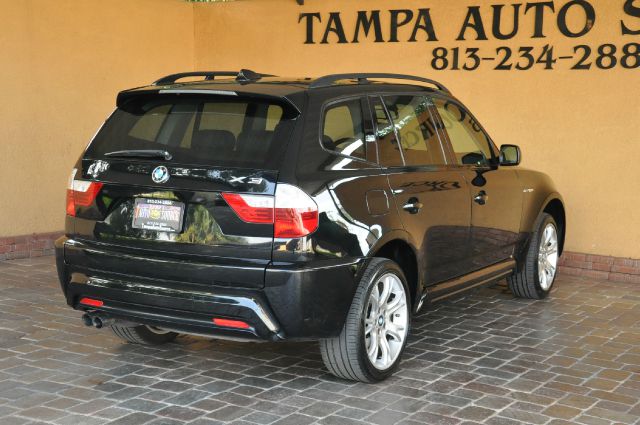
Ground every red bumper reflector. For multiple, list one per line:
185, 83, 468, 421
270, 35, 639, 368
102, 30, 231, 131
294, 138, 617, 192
212, 318, 251, 329
80, 297, 104, 307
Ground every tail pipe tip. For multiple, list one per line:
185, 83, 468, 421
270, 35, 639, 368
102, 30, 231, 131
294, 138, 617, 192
92, 316, 114, 329
81, 313, 93, 327
82, 313, 114, 329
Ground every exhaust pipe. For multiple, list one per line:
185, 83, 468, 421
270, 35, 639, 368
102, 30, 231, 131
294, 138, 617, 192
81, 314, 93, 327
92, 316, 104, 329
91, 315, 115, 329
83, 313, 114, 329
82, 312, 138, 329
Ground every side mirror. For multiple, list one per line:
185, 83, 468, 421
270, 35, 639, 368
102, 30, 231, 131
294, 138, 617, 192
461, 152, 486, 166
500, 144, 521, 166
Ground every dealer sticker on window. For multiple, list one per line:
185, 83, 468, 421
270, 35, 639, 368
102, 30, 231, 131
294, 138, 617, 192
132, 198, 185, 233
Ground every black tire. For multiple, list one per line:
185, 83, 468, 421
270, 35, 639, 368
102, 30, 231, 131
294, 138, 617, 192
508, 213, 559, 299
320, 258, 411, 383
111, 324, 178, 345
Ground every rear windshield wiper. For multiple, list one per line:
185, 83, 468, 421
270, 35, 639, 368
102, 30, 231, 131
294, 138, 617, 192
104, 149, 173, 161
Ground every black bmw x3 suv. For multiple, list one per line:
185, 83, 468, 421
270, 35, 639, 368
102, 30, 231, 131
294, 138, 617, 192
56, 70, 566, 382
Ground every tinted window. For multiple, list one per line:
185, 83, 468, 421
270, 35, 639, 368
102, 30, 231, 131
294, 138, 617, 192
433, 99, 494, 167
322, 99, 365, 160
128, 105, 171, 141
199, 102, 247, 136
383, 95, 446, 166
266, 105, 283, 131
371, 97, 403, 167
86, 95, 297, 169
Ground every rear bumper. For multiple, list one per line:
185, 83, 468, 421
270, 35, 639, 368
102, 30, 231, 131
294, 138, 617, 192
56, 237, 364, 341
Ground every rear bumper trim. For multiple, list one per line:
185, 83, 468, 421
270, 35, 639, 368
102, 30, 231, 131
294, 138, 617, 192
85, 277, 281, 334
65, 272, 284, 340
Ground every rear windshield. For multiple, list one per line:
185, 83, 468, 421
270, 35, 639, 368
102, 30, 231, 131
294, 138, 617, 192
86, 94, 298, 169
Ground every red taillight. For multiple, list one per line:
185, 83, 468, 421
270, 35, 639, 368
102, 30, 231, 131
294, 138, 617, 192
274, 184, 319, 238
212, 318, 251, 329
66, 169, 103, 216
222, 184, 318, 239
79, 297, 103, 307
274, 207, 319, 238
221, 193, 274, 224
66, 189, 75, 216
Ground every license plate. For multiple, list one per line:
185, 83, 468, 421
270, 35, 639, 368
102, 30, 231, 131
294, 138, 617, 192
132, 198, 185, 233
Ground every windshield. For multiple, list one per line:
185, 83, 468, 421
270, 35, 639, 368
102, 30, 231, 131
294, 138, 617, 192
86, 94, 298, 169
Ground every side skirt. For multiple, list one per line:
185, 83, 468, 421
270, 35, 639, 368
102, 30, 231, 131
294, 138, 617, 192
424, 259, 516, 305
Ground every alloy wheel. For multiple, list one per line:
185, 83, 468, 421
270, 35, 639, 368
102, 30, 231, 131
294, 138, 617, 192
364, 273, 409, 370
538, 223, 559, 290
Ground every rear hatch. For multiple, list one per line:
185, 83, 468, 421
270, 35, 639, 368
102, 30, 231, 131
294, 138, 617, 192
65, 92, 299, 289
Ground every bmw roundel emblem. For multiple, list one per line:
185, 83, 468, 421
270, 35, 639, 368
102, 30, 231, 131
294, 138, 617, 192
151, 166, 170, 184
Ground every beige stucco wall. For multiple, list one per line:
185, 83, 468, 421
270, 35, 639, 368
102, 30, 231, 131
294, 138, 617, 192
193, 0, 640, 259
1, 0, 639, 260
0, 0, 194, 236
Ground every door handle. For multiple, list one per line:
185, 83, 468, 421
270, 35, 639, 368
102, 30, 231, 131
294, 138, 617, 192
474, 190, 488, 205
402, 197, 423, 214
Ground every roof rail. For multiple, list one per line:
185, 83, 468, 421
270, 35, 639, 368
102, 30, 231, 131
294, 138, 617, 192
153, 69, 271, 86
309, 73, 450, 93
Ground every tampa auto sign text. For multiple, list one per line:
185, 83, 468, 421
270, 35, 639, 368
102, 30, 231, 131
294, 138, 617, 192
299, 1, 640, 71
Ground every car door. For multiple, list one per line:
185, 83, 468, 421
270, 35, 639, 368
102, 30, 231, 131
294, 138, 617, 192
370, 94, 472, 286
431, 97, 523, 270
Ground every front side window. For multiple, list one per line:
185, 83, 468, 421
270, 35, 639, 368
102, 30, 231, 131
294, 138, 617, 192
321, 99, 366, 161
383, 95, 446, 166
433, 99, 495, 167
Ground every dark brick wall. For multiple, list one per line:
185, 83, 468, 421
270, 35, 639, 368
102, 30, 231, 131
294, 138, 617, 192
559, 252, 640, 284
0, 231, 63, 261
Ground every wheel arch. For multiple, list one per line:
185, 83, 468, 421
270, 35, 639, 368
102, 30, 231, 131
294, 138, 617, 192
515, 192, 566, 272
542, 197, 566, 255
369, 235, 421, 312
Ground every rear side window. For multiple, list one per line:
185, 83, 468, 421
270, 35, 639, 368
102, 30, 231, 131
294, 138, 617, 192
383, 95, 446, 166
371, 97, 403, 167
321, 99, 366, 161
86, 95, 298, 169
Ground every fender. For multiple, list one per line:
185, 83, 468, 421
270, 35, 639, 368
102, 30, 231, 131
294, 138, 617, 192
525, 191, 564, 233
515, 189, 566, 271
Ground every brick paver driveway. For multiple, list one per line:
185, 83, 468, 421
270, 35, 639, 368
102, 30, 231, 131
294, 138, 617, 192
0, 257, 638, 425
